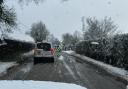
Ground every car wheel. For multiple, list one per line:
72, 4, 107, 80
51, 57, 54, 63
34, 57, 37, 65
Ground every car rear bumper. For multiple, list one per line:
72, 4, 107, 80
34, 57, 54, 64
34, 55, 54, 58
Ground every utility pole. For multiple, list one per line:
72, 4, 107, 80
81, 16, 86, 40
81, 16, 85, 32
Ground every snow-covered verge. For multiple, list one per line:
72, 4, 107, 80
58, 55, 64, 61
0, 62, 18, 76
7, 33, 34, 43
63, 50, 75, 54
22, 50, 34, 57
0, 81, 87, 89
64, 51, 128, 83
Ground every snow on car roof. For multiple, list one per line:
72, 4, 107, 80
0, 81, 87, 89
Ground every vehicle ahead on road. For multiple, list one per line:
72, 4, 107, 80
34, 42, 55, 64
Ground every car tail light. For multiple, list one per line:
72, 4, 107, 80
33, 48, 37, 54
50, 48, 54, 55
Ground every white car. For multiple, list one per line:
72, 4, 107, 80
34, 42, 55, 64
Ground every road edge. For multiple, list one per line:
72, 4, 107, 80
0, 63, 19, 77
63, 51, 128, 85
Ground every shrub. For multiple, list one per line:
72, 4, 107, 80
75, 34, 128, 70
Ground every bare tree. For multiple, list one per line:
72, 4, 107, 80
71, 30, 81, 45
18, 0, 44, 5
84, 17, 117, 41
62, 33, 73, 45
18, 0, 69, 4
47, 34, 60, 46
62, 31, 82, 45
28, 21, 49, 42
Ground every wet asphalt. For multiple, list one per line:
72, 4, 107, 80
0, 52, 127, 89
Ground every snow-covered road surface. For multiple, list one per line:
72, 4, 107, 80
0, 52, 126, 89
0, 81, 87, 89
64, 51, 74, 54
65, 51, 128, 83
0, 62, 18, 76
59, 55, 77, 80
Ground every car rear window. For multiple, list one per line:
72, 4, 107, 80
37, 43, 51, 51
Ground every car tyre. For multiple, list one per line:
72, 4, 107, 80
51, 57, 54, 63
34, 57, 38, 65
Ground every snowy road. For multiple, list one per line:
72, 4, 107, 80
0, 52, 126, 89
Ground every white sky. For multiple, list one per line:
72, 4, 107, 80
5, 0, 128, 41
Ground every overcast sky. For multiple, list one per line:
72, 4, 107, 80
5, 0, 128, 41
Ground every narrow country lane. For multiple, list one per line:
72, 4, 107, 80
0, 52, 126, 89
24, 52, 126, 89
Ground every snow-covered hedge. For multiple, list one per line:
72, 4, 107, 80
0, 38, 34, 61
75, 33, 128, 70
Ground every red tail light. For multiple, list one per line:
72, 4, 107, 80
50, 48, 55, 55
33, 48, 37, 54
